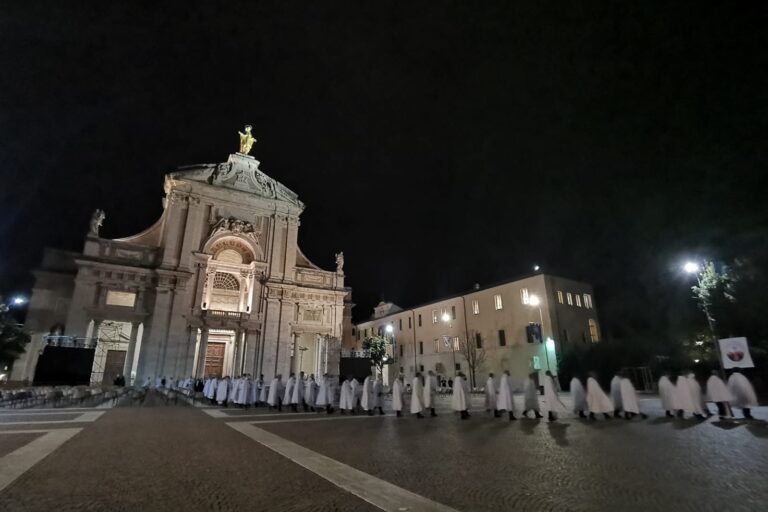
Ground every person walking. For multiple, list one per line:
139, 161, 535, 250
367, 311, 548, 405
423, 370, 438, 417
728, 370, 758, 419
411, 373, 425, 418
521, 373, 543, 419
496, 370, 517, 421
543, 371, 567, 422
452, 372, 470, 420
586, 373, 613, 420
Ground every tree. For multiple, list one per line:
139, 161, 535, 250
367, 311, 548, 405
362, 335, 393, 374
459, 331, 486, 388
0, 299, 31, 367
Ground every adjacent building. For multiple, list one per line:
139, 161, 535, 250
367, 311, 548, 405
12, 143, 351, 385
348, 273, 600, 387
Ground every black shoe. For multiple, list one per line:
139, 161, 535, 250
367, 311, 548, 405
494, 410, 501, 418
430, 409, 437, 417
548, 412, 556, 422
378, 407, 385, 415
666, 411, 673, 418
603, 413, 612, 420
396, 411, 401, 417
578, 411, 586, 418
589, 412, 596, 421
340, 410, 346, 415
614, 411, 621, 418
534, 411, 543, 419
521, 410, 529, 418
624, 412, 631, 420
640, 413, 648, 419
676, 410, 684, 418
416, 413, 424, 418
509, 412, 516, 421
368, 410, 373, 416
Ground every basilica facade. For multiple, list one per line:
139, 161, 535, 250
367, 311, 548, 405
13, 146, 351, 385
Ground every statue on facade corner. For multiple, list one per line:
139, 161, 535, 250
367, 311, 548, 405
335, 252, 344, 273
238, 125, 256, 155
89, 209, 105, 236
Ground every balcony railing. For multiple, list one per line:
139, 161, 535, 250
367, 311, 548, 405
203, 310, 247, 321
341, 349, 371, 359
43, 336, 99, 349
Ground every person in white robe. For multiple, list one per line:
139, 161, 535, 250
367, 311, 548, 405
619, 375, 646, 419
350, 378, 362, 413
315, 374, 334, 414
339, 376, 354, 414
304, 374, 316, 411
496, 370, 517, 421
258, 375, 269, 406
250, 375, 263, 407
543, 371, 567, 421
586, 373, 613, 420
685, 372, 708, 419
451, 372, 470, 419
485, 374, 500, 417
361, 374, 374, 415
233, 376, 249, 407
215, 376, 230, 405
267, 375, 283, 410
727, 370, 758, 419
372, 376, 384, 415
282, 373, 295, 411
658, 373, 677, 417
522, 374, 543, 419
290, 372, 305, 412
673, 374, 698, 419
423, 370, 438, 417
411, 373, 425, 418
610, 374, 623, 418
203, 378, 212, 400
391, 375, 405, 416
706, 371, 733, 418
570, 377, 587, 418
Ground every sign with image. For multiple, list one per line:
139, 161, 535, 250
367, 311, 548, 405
531, 356, 541, 370
718, 337, 754, 369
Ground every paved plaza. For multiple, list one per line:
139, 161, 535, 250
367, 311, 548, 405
0, 392, 766, 512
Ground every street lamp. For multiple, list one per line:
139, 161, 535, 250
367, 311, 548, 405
10, 296, 27, 307
441, 312, 457, 377
298, 346, 308, 373
527, 294, 550, 373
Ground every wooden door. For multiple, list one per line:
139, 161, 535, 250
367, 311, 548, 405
204, 342, 226, 378
103, 350, 126, 384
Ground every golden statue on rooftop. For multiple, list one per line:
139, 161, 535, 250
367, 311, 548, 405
238, 125, 256, 155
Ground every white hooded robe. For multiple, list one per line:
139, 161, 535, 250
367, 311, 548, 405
586, 377, 613, 414
728, 373, 758, 408
339, 380, 354, 410
706, 375, 733, 403
361, 376, 373, 411
291, 377, 305, 405
496, 374, 515, 412
610, 375, 623, 411
392, 379, 405, 412
485, 377, 497, 410
305, 378, 316, 406
619, 378, 640, 414
543, 375, 567, 414
410, 377, 425, 414
523, 378, 539, 411
451, 376, 468, 411
570, 378, 587, 412
658, 376, 677, 411
267, 378, 282, 406
423, 375, 437, 409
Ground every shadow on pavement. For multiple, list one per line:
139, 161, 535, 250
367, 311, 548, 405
546, 422, 570, 446
710, 419, 745, 431
745, 421, 768, 439
518, 418, 540, 435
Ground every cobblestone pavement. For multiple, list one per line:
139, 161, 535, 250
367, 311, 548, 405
0, 392, 766, 512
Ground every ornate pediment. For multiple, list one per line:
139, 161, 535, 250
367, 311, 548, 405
210, 217, 262, 245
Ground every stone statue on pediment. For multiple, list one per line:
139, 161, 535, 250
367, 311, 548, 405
238, 125, 256, 155
89, 209, 105, 236
335, 252, 344, 274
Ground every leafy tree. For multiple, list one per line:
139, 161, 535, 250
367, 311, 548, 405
362, 335, 393, 374
0, 299, 31, 367
459, 331, 486, 388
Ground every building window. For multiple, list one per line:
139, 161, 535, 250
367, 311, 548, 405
399, 344, 403, 357
455, 363, 461, 371
418, 314, 422, 327
494, 294, 503, 310
451, 305, 456, 320
472, 299, 479, 315
589, 319, 599, 342
400, 366, 404, 374
498, 329, 506, 347
106, 290, 136, 307
520, 288, 529, 305
351, 327, 356, 336
432, 310, 438, 324
566, 293, 573, 306
419, 364, 424, 372
453, 336, 460, 351
364, 329, 368, 337
357, 330, 360, 341
399, 319, 403, 330
408, 317, 412, 328
419, 341, 424, 355
434, 339, 440, 353
575, 294, 582, 307
584, 294, 593, 309
475, 333, 482, 349
557, 291, 564, 304
378, 326, 383, 336
562, 329, 569, 343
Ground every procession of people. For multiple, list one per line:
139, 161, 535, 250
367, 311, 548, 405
161, 367, 761, 424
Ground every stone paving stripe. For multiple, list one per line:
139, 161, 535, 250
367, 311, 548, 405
0, 428, 82, 493
248, 415, 394, 425
206, 411, 316, 419
228, 422, 461, 512
0, 430, 58, 434
0, 411, 90, 417
0, 408, 106, 414
0, 411, 105, 425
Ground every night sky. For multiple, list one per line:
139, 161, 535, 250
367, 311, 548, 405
1, 2, 767, 337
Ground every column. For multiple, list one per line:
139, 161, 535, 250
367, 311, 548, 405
123, 321, 140, 383
92, 320, 103, 343
195, 328, 209, 377
232, 329, 242, 376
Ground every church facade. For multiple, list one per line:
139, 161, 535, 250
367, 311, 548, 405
13, 145, 351, 385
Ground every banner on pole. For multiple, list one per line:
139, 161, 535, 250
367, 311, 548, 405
718, 337, 754, 369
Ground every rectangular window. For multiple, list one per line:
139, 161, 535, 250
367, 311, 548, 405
419, 341, 424, 355
356, 330, 360, 341
566, 293, 573, 306
351, 327, 356, 336
419, 364, 424, 372
453, 336, 460, 351
451, 305, 456, 320
557, 291, 564, 304
520, 288, 529, 305
455, 363, 461, 371
106, 290, 136, 307
584, 294, 593, 309
494, 294, 503, 310
418, 314, 422, 327
399, 344, 403, 357
498, 329, 506, 347
434, 339, 440, 353
432, 310, 438, 324
472, 299, 479, 315
378, 326, 383, 336
399, 318, 403, 330
364, 328, 368, 337
589, 319, 599, 342
408, 317, 412, 328
475, 333, 482, 349
575, 294, 582, 307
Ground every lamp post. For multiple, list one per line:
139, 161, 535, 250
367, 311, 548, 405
528, 294, 551, 373
385, 324, 395, 380
441, 312, 457, 377
298, 346, 308, 373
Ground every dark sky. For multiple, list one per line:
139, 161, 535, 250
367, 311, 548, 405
1, 2, 767, 334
